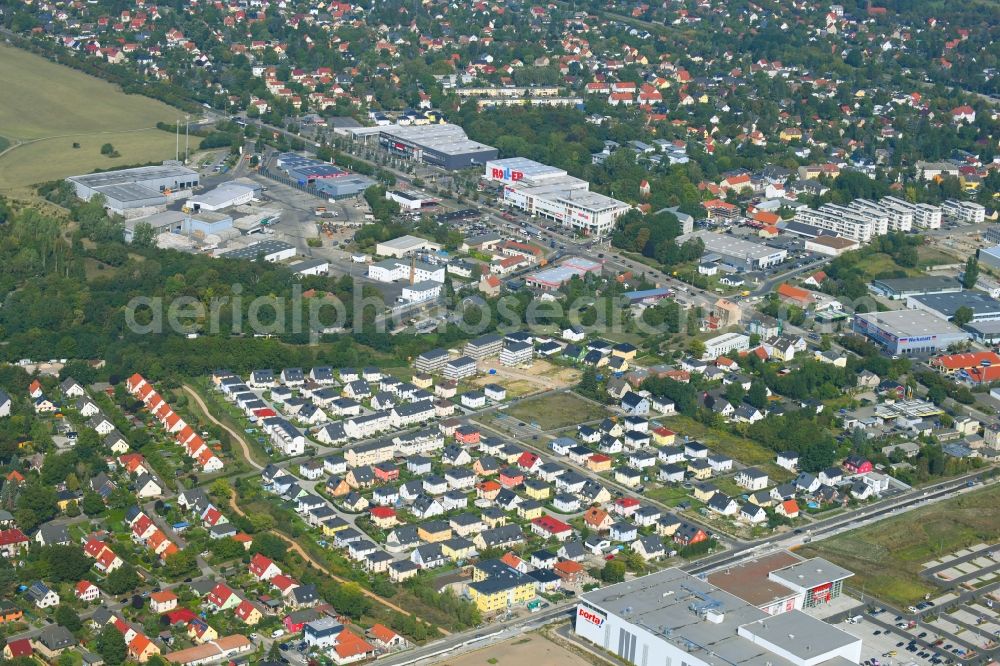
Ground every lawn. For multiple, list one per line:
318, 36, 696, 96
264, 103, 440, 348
497, 392, 606, 430
916, 245, 960, 268
660, 414, 788, 478
0, 43, 182, 189
798, 484, 1000, 608
0, 130, 179, 189
645, 484, 697, 508
856, 252, 921, 279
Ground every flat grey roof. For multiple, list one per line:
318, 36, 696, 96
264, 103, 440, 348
581, 569, 772, 665
125, 210, 187, 230
488, 157, 567, 179
95, 183, 164, 203
583, 568, 859, 666
768, 557, 854, 591
910, 290, 1000, 318
965, 320, 1000, 335
739, 610, 859, 660
291, 258, 329, 271
689, 230, 785, 261
219, 239, 295, 260
190, 183, 255, 207
871, 276, 961, 294
378, 234, 437, 250
381, 123, 496, 157
68, 163, 198, 188
406, 280, 440, 292
855, 309, 966, 337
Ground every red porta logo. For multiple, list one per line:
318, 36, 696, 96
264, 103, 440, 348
578, 607, 605, 627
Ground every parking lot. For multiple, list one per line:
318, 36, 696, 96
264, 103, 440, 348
845, 613, 957, 665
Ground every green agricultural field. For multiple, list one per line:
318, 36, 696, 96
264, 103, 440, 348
799, 484, 1000, 608
0, 44, 182, 189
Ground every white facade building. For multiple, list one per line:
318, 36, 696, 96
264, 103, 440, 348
575, 569, 862, 666
795, 203, 888, 244
401, 281, 443, 303
368, 259, 445, 283
942, 199, 986, 224
483, 157, 630, 236
703, 332, 751, 359
881, 196, 942, 229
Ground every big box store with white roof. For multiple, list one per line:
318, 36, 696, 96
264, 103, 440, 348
484, 157, 630, 236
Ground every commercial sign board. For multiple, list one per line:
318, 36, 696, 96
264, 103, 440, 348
491, 167, 524, 182
899, 335, 936, 343
577, 606, 605, 628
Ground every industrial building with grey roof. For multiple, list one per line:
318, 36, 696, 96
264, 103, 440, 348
67, 163, 199, 216
576, 567, 862, 666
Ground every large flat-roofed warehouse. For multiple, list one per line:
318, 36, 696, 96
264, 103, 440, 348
853, 309, 970, 355
525, 256, 603, 290
375, 235, 442, 258
907, 290, 1000, 322
217, 239, 296, 262
869, 276, 962, 299
483, 157, 630, 236
315, 175, 376, 199
375, 123, 498, 170
187, 182, 257, 212
123, 210, 187, 243
575, 567, 862, 666
67, 163, 199, 217
687, 230, 787, 271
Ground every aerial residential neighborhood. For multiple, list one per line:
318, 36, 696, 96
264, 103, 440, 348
0, 0, 999, 665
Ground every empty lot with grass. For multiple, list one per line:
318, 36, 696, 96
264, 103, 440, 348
799, 484, 1000, 608
499, 392, 606, 431
0, 44, 181, 190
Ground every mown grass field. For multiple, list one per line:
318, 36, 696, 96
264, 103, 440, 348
0, 130, 179, 189
661, 414, 791, 480
799, 484, 1000, 607
499, 392, 606, 431
0, 44, 181, 190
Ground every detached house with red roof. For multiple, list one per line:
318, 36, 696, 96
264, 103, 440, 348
75, 580, 100, 603
326, 628, 375, 665
249, 553, 282, 581
367, 623, 406, 650
149, 591, 178, 613
776, 283, 814, 308
530, 515, 573, 541
3, 638, 33, 660
0, 528, 30, 558
951, 105, 975, 123
234, 599, 263, 625
205, 583, 241, 611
